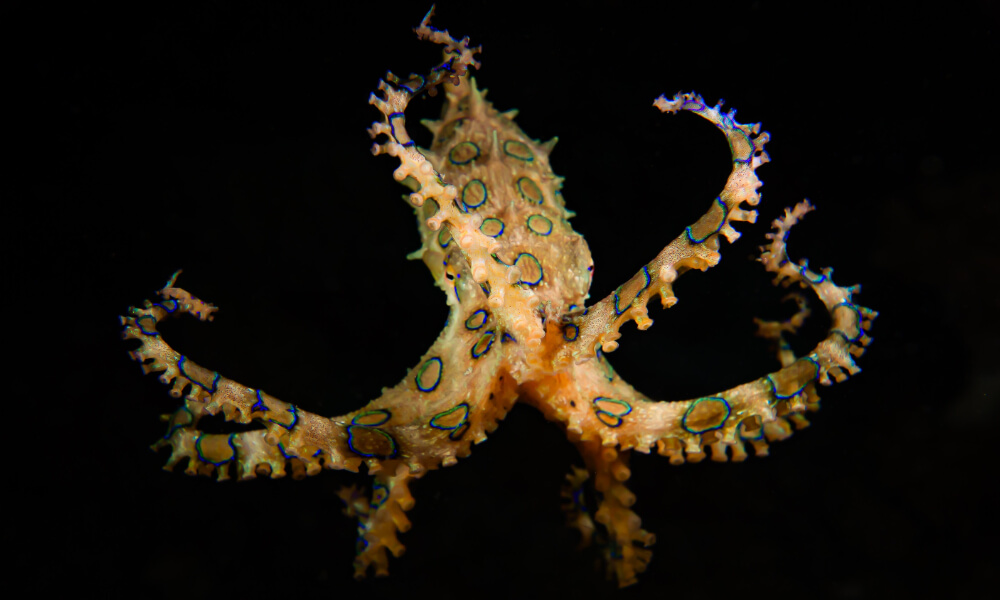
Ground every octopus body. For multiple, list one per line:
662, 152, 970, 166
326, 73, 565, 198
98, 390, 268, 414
121, 11, 876, 587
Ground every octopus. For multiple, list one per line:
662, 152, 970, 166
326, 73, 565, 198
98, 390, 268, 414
120, 9, 877, 587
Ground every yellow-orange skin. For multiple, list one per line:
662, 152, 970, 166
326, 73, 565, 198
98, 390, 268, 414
121, 12, 876, 587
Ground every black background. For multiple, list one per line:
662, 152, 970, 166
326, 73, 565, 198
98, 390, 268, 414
10, 1, 997, 598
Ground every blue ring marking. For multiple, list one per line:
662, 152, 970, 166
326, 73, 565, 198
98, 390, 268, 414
355, 534, 369, 554
136, 315, 159, 336
452, 198, 468, 215
352, 409, 392, 427
163, 406, 195, 439
480, 218, 505, 238
388, 112, 405, 141
251, 389, 270, 413
372, 482, 389, 507
268, 404, 299, 431
429, 403, 470, 434
798, 259, 826, 284
438, 228, 452, 248
454, 281, 461, 302
461, 179, 488, 210
681, 397, 732, 434
526, 214, 553, 236
471, 331, 495, 359
766, 356, 821, 400
563, 324, 579, 342
177, 356, 220, 393
685, 197, 727, 244
465, 309, 488, 330
596, 349, 615, 381
831, 302, 862, 342
398, 74, 426, 94
479, 282, 491, 297
432, 56, 455, 74
502, 140, 534, 161
346, 425, 398, 459
502, 332, 516, 344
448, 422, 470, 441
613, 266, 652, 316
831, 330, 854, 345
593, 397, 633, 428
415, 357, 443, 392
725, 124, 754, 166
516, 177, 543, 204
195, 433, 237, 466
277, 442, 294, 460
154, 299, 179, 313
515, 253, 543, 286
448, 141, 480, 166
738, 417, 765, 441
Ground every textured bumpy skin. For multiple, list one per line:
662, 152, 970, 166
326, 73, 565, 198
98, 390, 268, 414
120, 9, 877, 587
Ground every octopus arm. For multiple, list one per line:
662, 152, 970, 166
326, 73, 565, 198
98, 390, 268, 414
558, 92, 770, 365
546, 201, 875, 458
121, 271, 364, 478
332, 306, 519, 576
121, 270, 518, 577
530, 206, 876, 586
